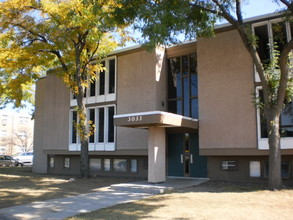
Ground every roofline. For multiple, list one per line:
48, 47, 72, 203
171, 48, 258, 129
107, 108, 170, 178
215, 11, 284, 30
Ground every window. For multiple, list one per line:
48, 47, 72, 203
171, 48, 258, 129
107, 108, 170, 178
131, 159, 138, 173
253, 19, 293, 81
264, 160, 290, 178
104, 158, 111, 171
71, 57, 116, 104
221, 161, 237, 171
64, 157, 70, 168
19, 116, 28, 124
249, 161, 261, 177
49, 157, 54, 168
69, 105, 115, 151
256, 88, 293, 149
2, 115, 7, 126
113, 159, 127, 172
90, 158, 102, 171
168, 53, 198, 118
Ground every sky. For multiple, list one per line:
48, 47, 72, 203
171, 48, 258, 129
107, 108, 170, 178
2, 0, 285, 114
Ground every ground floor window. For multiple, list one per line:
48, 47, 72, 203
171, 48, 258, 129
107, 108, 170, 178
249, 161, 261, 178
104, 158, 111, 171
113, 159, 127, 172
89, 158, 102, 171
49, 157, 55, 168
89, 157, 139, 174
221, 161, 237, 171
264, 160, 290, 178
131, 159, 138, 173
64, 157, 70, 168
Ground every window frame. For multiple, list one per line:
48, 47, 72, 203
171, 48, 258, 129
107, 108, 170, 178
69, 105, 116, 151
70, 56, 117, 106
256, 87, 293, 150
252, 18, 293, 82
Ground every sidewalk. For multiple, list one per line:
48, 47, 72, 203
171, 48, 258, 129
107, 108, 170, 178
0, 178, 208, 220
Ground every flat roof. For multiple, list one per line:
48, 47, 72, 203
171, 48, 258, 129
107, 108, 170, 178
114, 111, 198, 129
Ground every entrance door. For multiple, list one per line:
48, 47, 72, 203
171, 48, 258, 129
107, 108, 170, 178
167, 133, 207, 178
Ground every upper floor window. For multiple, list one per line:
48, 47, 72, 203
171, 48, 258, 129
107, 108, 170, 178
71, 57, 116, 105
253, 19, 293, 67
167, 53, 198, 118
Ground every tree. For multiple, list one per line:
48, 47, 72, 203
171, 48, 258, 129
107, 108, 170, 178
127, 0, 293, 190
0, 0, 131, 177
13, 126, 34, 153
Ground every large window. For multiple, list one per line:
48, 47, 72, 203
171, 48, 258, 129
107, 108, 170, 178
256, 88, 293, 149
253, 19, 293, 81
168, 53, 198, 118
69, 105, 116, 151
71, 57, 116, 105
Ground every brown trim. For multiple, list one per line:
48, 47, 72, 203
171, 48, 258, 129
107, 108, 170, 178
166, 42, 197, 59
200, 148, 293, 156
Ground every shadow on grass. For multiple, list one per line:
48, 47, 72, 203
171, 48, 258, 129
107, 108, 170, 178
178, 180, 293, 194
69, 197, 166, 220
0, 167, 142, 209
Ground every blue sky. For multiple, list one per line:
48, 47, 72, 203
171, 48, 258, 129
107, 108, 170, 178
241, 0, 283, 18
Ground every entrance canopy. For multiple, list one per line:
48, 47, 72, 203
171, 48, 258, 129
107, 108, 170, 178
114, 111, 198, 129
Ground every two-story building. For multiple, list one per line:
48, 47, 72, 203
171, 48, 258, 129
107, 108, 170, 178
33, 12, 293, 183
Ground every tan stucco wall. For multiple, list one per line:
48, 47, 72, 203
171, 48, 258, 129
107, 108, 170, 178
116, 49, 167, 151
43, 74, 70, 150
198, 30, 257, 150
33, 78, 47, 173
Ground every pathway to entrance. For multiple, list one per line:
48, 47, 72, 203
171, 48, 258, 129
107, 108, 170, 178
0, 178, 208, 220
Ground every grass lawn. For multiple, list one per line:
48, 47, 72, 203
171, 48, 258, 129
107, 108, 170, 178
0, 167, 141, 209
67, 181, 293, 220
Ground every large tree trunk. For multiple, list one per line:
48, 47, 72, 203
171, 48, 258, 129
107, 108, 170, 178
266, 111, 283, 190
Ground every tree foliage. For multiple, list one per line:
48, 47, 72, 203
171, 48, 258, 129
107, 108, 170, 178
0, 0, 132, 176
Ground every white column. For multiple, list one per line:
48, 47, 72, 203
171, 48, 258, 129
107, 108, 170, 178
148, 126, 166, 183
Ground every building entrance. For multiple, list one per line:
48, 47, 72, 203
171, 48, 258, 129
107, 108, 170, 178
167, 133, 207, 178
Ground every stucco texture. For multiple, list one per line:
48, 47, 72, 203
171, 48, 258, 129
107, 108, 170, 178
197, 30, 257, 150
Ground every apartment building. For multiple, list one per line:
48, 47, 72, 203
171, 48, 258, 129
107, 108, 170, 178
0, 110, 33, 155
33, 12, 293, 183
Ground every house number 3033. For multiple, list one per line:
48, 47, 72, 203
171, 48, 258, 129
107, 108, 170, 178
128, 116, 143, 122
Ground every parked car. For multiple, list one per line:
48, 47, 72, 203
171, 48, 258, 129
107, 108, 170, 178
0, 155, 17, 167
14, 152, 33, 166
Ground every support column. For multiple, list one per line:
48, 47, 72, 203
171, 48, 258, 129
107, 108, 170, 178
148, 126, 166, 183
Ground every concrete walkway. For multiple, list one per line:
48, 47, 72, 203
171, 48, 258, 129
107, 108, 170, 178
0, 178, 208, 220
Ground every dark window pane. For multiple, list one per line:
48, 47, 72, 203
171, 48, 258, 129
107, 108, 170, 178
108, 106, 115, 142
98, 108, 104, 142
90, 79, 96, 97
182, 55, 189, 76
191, 98, 199, 118
99, 61, 105, 95
168, 100, 182, 115
259, 90, 293, 138
281, 102, 293, 137
89, 109, 95, 143
109, 59, 115, 94
183, 77, 190, 117
255, 25, 270, 65
72, 111, 77, 144
169, 58, 182, 99
281, 161, 290, 178
190, 54, 198, 97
